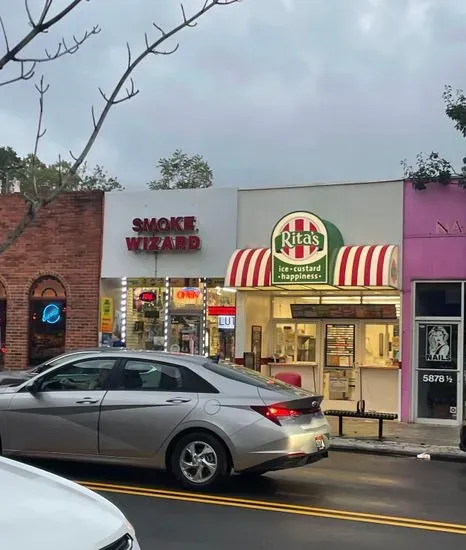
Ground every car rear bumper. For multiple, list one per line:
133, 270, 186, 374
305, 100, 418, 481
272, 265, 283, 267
240, 449, 329, 473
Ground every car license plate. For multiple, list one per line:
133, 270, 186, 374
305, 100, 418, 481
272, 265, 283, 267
315, 435, 326, 451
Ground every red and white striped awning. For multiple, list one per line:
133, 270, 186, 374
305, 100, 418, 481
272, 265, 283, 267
225, 244, 399, 289
225, 248, 271, 287
333, 245, 398, 288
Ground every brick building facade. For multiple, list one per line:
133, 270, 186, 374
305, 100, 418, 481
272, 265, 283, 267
0, 191, 103, 369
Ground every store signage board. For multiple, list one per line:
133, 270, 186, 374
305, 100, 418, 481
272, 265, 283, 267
208, 306, 236, 316
218, 315, 235, 329
125, 216, 201, 253
271, 212, 328, 285
139, 291, 156, 303
290, 303, 397, 319
100, 297, 113, 333
270, 211, 343, 286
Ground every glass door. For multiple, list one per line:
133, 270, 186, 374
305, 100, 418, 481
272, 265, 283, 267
323, 323, 356, 402
415, 321, 461, 423
169, 313, 202, 354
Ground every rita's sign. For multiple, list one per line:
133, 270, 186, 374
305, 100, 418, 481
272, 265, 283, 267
271, 211, 342, 285
126, 216, 201, 253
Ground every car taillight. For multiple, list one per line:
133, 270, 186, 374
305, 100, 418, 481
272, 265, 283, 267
251, 404, 320, 426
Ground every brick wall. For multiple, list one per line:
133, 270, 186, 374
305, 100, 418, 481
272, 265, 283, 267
0, 192, 103, 369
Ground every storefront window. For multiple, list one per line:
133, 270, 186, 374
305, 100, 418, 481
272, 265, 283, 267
415, 282, 461, 317
170, 278, 204, 310
296, 324, 317, 362
363, 323, 399, 366
125, 278, 165, 351
168, 279, 204, 354
274, 324, 296, 361
29, 276, 66, 366
206, 284, 236, 360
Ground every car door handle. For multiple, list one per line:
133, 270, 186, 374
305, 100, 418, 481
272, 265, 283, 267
76, 398, 100, 404
166, 398, 191, 404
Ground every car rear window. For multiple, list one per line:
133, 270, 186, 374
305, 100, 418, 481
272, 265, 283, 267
202, 360, 298, 391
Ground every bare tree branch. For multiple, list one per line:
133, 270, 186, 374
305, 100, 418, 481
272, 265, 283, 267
16, 25, 101, 64
0, 0, 241, 255
0, 60, 35, 86
0, 0, 98, 84
30, 75, 49, 196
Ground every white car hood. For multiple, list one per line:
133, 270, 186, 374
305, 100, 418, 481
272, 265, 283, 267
0, 456, 131, 550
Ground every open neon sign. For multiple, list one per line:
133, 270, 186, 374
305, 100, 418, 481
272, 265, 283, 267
176, 287, 200, 300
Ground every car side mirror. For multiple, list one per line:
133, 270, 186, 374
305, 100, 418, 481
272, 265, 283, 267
26, 379, 40, 394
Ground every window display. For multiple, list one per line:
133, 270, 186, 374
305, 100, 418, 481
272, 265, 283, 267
206, 285, 236, 360
364, 323, 399, 367
126, 279, 165, 351
274, 324, 297, 361
29, 276, 67, 366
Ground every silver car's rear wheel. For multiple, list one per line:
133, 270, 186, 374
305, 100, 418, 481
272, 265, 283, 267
170, 432, 230, 489
179, 441, 218, 484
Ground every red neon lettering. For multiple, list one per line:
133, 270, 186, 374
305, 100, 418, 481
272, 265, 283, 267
141, 218, 158, 233
126, 237, 142, 250
170, 217, 183, 231
175, 236, 187, 250
184, 216, 196, 231
157, 217, 170, 232
188, 235, 201, 250
132, 218, 143, 232
161, 236, 173, 250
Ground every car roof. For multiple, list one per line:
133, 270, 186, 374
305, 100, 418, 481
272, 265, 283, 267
60, 349, 210, 366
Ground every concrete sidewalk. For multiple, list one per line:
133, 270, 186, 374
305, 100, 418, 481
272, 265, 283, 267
327, 416, 466, 461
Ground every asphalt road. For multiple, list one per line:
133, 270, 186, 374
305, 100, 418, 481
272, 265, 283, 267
23, 451, 466, 549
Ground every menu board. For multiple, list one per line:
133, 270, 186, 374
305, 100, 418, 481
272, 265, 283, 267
290, 304, 397, 319
325, 324, 355, 368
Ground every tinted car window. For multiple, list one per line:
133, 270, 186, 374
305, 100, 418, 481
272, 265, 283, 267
38, 358, 117, 392
202, 360, 303, 392
116, 360, 217, 393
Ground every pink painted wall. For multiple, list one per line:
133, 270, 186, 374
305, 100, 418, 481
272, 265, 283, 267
402, 181, 466, 420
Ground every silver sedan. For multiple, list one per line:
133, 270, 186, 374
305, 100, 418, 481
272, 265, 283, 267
0, 351, 330, 489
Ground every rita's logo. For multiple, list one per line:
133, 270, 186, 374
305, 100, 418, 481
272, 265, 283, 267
271, 211, 329, 285
274, 216, 325, 261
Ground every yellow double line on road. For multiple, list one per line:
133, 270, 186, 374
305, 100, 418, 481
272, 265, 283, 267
82, 481, 466, 535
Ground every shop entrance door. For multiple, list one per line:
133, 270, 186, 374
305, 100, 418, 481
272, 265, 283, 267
414, 321, 462, 424
322, 322, 357, 403
169, 313, 202, 355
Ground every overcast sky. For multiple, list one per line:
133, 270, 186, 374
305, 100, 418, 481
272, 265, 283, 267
1, 0, 466, 189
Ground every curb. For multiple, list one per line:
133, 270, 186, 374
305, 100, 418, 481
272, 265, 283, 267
329, 439, 466, 463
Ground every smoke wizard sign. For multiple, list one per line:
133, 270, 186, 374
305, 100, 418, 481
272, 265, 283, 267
271, 211, 329, 285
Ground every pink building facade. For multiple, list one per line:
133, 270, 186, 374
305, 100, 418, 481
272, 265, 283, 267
402, 181, 466, 424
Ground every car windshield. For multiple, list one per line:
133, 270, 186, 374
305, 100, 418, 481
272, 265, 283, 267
202, 359, 310, 393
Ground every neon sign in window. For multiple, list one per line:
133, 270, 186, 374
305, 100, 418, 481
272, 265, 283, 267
42, 303, 62, 325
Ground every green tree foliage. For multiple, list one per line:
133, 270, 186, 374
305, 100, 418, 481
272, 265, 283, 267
0, 146, 23, 193
0, 146, 123, 196
402, 85, 466, 189
148, 149, 213, 190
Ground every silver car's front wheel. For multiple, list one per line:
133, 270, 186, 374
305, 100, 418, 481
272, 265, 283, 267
179, 441, 218, 484
170, 432, 230, 489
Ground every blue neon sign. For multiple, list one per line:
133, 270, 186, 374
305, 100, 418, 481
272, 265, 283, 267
42, 303, 61, 325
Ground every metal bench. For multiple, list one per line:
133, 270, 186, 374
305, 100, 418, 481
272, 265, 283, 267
325, 409, 398, 441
